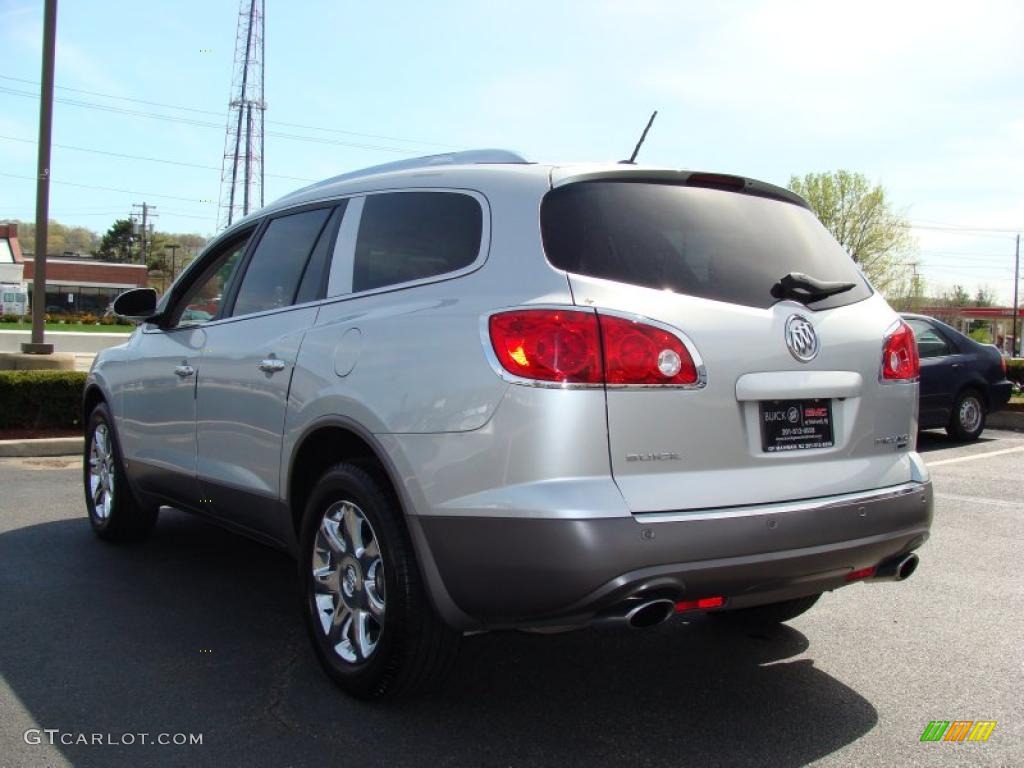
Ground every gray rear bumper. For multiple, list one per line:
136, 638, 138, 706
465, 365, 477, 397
417, 482, 933, 628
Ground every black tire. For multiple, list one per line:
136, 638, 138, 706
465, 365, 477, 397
83, 402, 158, 541
946, 388, 986, 442
709, 593, 821, 628
299, 462, 460, 698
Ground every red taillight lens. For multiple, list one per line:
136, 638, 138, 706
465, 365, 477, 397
487, 309, 700, 386
488, 309, 603, 384
675, 596, 725, 612
599, 314, 698, 385
881, 320, 920, 381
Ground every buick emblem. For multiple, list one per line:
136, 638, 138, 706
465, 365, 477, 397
785, 314, 819, 362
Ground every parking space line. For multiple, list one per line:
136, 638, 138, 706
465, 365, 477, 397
927, 445, 1024, 467
936, 493, 1018, 508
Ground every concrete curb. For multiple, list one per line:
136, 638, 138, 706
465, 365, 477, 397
988, 410, 1024, 432
0, 437, 83, 457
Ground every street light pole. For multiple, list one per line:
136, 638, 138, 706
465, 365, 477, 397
1013, 233, 1020, 358
22, 0, 58, 355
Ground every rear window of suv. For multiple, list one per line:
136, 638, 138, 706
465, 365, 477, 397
541, 181, 872, 310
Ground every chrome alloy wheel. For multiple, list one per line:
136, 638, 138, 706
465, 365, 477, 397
959, 395, 982, 433
311, 500, 386, 663
88, 424, 115, 520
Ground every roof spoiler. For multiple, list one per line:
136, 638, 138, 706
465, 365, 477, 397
550, 168, 810, 210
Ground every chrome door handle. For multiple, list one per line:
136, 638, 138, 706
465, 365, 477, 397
174, 364, 195, 378
258, 358, 286, 373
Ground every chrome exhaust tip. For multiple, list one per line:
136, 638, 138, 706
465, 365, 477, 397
872, 552, 920, 582
593, 597, 677, 629
625, 598, 676, 628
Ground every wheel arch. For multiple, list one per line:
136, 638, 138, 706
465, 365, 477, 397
955, 379, 990, 408
82, 381, 109, 425
286, 415, 477, 630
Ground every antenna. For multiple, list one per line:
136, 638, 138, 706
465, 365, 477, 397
624, 110, 658, 164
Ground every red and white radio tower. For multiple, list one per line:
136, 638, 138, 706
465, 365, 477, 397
218, 0, 266, 229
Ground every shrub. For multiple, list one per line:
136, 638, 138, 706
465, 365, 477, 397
0, 371, 88, 430
79, 312, 99, 325
0, 314, 26, 323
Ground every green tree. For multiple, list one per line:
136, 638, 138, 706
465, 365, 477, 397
93, 219, 136, 263
788, 170, 915, 295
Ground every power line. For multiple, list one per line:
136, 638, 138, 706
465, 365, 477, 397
0, 74, 461, 150
0, 85, 424, 154
909, 219, 1021, 234
0, 133, 318, 182
0, 170, 212, 203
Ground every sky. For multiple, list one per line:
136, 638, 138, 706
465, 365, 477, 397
0, 0, 1022, 301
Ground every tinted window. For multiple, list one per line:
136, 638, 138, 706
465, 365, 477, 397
353, 192, 482, 293
541, 182, 872, 310
232, 208, 332, 317
172, 234, 251, 328
295, 205, 345, 304
908, 319, 952, 358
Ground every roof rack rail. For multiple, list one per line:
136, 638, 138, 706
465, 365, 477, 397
279, 149, 529, 200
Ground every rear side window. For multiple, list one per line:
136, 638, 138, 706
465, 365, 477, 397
907, 319, 953, 358
231, 207, 332, 317
353, 192, 482, 293
541, 182, 872, 310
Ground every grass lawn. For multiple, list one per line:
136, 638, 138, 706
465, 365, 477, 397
0, 321, 133, 334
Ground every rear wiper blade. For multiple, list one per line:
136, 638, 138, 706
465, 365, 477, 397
771, 272, 856, 305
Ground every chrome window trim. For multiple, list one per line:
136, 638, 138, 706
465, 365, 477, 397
478, 304, 708, 390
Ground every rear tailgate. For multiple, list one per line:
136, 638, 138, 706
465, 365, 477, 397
541, 176, 919, 513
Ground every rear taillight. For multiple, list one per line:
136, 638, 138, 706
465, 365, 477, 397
599, 314, 698, 385
487, 309, 603, 384
881, 320, 920, 382
487, 308, 700, 387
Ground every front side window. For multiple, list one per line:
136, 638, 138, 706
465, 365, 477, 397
171, 234, 251, 328
231, 208, 333, 317
352, 192, 483, 293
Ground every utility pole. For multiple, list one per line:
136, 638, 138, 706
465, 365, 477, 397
131, 203, 157, 265
166, 243, 181, 286
22, 0, 57, 355
1013, 233, 1020, 358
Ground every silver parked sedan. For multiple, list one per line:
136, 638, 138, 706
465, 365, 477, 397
84, 150, 932, 698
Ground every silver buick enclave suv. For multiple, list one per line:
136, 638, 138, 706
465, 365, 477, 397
85, 150, 932, 698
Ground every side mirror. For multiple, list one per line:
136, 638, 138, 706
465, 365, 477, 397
112, 288, 159, 321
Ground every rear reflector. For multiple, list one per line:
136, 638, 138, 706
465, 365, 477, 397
487, 308, 699, 386
881, 320, 920, 381
675, 596, 725, 612
845, 566, 877, 582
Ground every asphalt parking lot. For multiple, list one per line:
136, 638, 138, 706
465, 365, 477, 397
1, 431, 1021, 768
